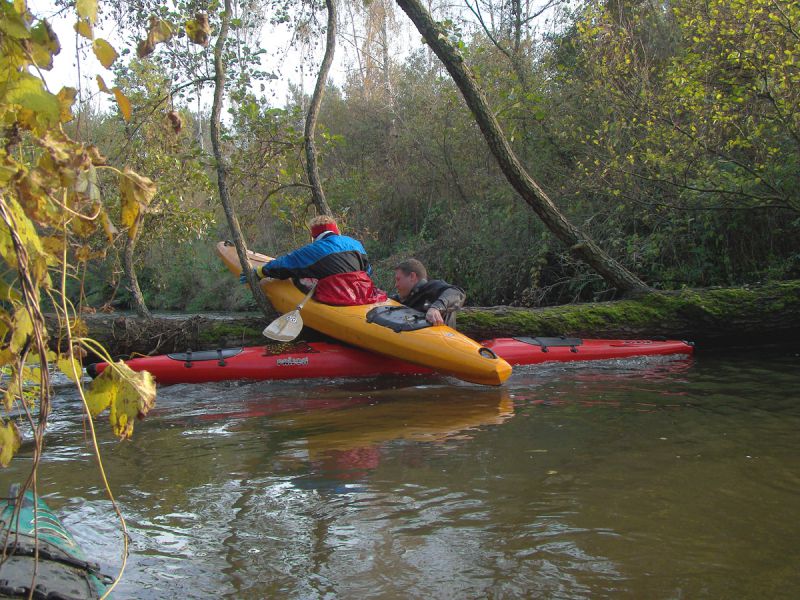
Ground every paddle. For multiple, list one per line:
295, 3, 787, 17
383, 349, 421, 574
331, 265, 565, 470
262, 282, 318, 341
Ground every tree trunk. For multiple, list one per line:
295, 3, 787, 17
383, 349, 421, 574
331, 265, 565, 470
210, 0, 274, 317
59, 280, 800, 358
304, 0, 336, 216
457, 281, 800, 346
394, 0, 652, 297
122, 228, 151, 319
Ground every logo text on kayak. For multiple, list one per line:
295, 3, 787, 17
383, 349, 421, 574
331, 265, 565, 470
276, 357, 309, 366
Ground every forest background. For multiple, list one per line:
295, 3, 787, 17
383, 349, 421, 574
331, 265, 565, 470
44, 0, 800, 313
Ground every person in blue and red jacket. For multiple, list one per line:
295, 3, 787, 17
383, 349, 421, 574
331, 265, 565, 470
241, 215, 387, 306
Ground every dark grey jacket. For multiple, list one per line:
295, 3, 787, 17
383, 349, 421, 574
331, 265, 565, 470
391, 279, 466, 328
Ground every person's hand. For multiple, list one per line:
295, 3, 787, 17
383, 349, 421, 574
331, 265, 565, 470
239, 267, 259, 284
426, 307, 445, 326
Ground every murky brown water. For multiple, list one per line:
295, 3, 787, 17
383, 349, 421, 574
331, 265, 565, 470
4, 348, 800, 598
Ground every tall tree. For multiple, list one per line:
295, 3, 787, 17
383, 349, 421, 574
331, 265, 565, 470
304, 0, 336, 216
394, 0, 651, 296
211, 0, 274, 316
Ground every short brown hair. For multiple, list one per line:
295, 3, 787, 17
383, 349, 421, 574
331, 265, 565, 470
395, 258, 427, 280
308, 215, 338, 229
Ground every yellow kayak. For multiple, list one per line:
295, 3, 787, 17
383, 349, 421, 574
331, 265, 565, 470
216, 241, 512, 385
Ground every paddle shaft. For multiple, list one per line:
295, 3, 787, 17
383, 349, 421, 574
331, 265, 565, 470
294, 282, 317, 311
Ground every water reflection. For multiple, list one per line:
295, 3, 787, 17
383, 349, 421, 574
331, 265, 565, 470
2, 351, 799, 598
265, 387, 514, 490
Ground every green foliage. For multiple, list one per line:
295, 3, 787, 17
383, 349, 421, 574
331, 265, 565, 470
538, 0, 800, 290
71, 0, 800, 315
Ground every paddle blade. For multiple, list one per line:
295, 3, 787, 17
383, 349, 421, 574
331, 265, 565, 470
262, 310, 303, 341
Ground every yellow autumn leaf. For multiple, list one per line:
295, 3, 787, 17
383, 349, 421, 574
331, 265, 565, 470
112, 87, 131, 121
85, 362, 156, 439
2, 375, 22, 412
99, 207, 119, 243
57, 87, 77, 123
0, 421, 22, 467
22, 361, 41, 384
0, 307, 10, 334
148, 17, 172, 44
74, 19, 93, 40
185, 13, 210, 46
76, 0, 97, 24
119, 167, 156, 238
71, 211, 98, 239
92, 38, 118, 68
30, 20, 60, 70
1, 4, 31, 39
0, 278, 21, 302
120, 168, 157, 206
10, 306, 33, 353
96, 74, 109, 93
86, 144, 107, 166
0, 154, 20, 186
0, 219, 16, 271
3, 73, 60, 128
137, 16, 173, 58
69, 317, 88, 338
0, 195, 51, 287
40, 235, 65, 260
57, 355, 82, 382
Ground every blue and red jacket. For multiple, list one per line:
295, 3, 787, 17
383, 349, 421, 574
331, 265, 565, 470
259, 232, 386, 305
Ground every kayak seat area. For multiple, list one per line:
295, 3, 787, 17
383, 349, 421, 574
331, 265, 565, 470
366, 306, 431, 333
167, 348, 244, 366
514, 337, 584, 353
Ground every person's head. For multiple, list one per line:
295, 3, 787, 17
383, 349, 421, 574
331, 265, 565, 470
394, 259, 427, 299
308, 215, 340, 239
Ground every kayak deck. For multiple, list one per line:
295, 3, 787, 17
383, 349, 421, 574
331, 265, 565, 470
0, 485, 109, 599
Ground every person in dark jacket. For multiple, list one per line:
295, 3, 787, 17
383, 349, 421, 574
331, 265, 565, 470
391, 258, 466, 327
241, 216, 386, 305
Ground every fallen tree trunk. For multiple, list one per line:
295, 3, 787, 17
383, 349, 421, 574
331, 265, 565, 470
459, 281, 800, 346
47, 313, 269, 361
56, 280, 800, 359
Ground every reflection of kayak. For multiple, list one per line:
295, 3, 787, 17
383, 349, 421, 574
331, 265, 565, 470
85, 337, 693, 385
215, 241, 512, 386
276, 387, 515, 455
0, 485, 110, 599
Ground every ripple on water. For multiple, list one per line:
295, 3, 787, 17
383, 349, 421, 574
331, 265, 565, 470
5, 348, 800, 598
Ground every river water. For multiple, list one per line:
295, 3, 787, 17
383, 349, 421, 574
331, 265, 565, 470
3, 347, 799, 599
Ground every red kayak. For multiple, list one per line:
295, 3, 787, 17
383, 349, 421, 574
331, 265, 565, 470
85, 337, 693, 385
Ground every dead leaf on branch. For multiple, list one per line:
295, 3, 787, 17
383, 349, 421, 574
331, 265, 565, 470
30, 20, 60, 70
84, 362, 156, 439
138, 16, 173, 58
185, 13, 210, 47
166, 110, 182, 134
119, 168, 156, 238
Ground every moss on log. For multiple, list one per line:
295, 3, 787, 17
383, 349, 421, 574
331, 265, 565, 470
57, 280, 800, 359
458, 281, 800, 345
